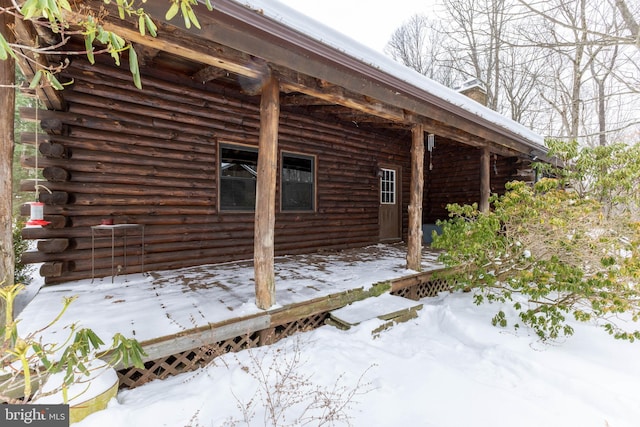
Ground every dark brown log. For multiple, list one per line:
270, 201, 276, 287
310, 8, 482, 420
39, 142, 70, 159
39, 262, 64, 277
192, 65, 227, 83
43, 166, 71, 182
22, 157, 215, 188
254, 75, 279, 310
21, 132, 51, 145
39, 118, 64, 134
39, 191, 69, 205
45, 215, 68, 229
21, 179, 213, 199
37, 239, 70, 253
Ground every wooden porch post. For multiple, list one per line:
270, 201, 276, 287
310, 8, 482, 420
406, 124, 424, 271
254, 75, 280, 310
479, 146, 490, 213
1, 0, 16, 329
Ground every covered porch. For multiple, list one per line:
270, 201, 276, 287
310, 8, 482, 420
17, 243, 452, 388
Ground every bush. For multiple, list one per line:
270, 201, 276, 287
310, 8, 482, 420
1, 283, 147, 403
433, 177, 640, 342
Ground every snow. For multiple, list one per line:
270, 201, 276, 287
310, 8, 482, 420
69, 291, 640, 427
17, 244, 440, 348
34, 360, 118, 406
232, 0, 545, 148
329, 293, 422, 325
15, 243, 640, 426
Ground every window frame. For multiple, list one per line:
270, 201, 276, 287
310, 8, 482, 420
280, 151, 317, 213
380, 168, 396, 205
218, 142, 259, 212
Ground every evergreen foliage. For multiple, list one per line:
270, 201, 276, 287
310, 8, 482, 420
433, 140, 640, 341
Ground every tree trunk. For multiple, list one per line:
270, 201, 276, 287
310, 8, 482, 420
406, 124, 424, 271
1, 0, 16, 327
254, 75, 280, 310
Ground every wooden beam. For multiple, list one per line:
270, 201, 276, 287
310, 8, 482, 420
12, 19, 65, 111
100, 11, 531, 156
100, 20, 264, 80
406, 124, 425, 271
276, 70, 407, 123
480, 146, 491, 213
254, 75, 280, 310
191, 65, 227, 84
134, 44, 160, 67
281, 94, 335, 106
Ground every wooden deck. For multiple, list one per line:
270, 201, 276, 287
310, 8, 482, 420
17, 244, 453, 388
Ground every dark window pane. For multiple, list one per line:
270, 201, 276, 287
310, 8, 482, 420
220, 146, 257, 211
282, 154, 314, 211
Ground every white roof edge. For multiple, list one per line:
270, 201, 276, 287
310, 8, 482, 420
231, 0, 546, 151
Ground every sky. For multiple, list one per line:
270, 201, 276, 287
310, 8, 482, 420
276, 0, 437, 53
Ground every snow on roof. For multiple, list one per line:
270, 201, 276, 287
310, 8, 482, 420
233, 0, 546, 150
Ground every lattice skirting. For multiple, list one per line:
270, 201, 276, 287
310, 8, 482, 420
118, 277, 454, 389
391, 276, 456, 300
118, 313, 330, 389
118, 332, 261, 388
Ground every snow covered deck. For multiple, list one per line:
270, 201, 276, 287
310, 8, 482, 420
17, 244, 446, 375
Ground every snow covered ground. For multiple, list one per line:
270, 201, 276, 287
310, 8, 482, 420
75, 291, 640, 427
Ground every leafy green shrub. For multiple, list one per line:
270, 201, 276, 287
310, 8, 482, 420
433, 177, 640, 341
1, 282, 147, 403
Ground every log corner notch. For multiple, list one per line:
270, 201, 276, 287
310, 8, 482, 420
406, 124, 425, 272
254, 73, 280, 310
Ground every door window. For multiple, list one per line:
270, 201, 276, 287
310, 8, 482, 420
380, 168, 396, 205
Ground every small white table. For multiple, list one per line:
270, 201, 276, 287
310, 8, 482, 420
91, 224, 145, 283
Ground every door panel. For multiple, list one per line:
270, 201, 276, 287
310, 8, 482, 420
379, 167, 401, 241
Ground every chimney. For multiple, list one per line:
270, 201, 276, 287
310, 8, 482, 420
456, 78, 488, 106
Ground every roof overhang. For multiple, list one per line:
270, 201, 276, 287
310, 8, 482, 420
25, 0, 549, 159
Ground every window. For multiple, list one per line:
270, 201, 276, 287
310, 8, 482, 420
282, 153, 315, 211
380, 168, 396, 204
220, 145, 258, 211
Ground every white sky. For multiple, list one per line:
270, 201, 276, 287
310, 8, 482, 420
276, 0, 438, 53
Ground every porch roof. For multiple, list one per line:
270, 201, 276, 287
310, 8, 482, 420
231, 0, 546, 150
85, 0, 547, 159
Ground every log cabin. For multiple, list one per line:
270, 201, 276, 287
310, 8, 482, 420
15, 0, 548, 309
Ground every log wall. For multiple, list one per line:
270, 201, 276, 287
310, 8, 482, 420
20, 57, 413, 284
423, 140, 520, 223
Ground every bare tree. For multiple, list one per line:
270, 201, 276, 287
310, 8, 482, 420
588, 42, 620, 146
516, 0, 639, 143
615, 0, 640, 43
386, 14, 431, 75
385, 14, 461, 87
385, 0, 639, 145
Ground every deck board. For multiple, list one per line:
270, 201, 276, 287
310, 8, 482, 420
17, 244, 445, 366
